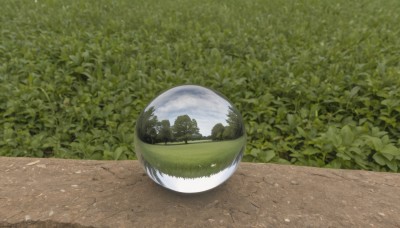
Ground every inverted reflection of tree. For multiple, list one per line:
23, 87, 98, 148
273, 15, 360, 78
139, 137, 246, 178
233, 146, 244, 164
144, 159, 164, 185
155, 147, 244, 180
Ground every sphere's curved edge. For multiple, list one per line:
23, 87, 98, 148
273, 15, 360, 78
135, 84, 246, 193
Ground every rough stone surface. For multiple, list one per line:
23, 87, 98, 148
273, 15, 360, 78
0, 157, 399, 228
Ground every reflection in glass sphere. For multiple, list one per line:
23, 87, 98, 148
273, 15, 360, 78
135, 85, 246, 193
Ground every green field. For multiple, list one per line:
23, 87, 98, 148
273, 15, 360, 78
157, 140, 212, 145
136, 137, 245, 178
1, 0, 400, 172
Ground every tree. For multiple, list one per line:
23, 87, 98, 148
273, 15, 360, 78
211, 123, 225, 141
137, 106, 159, 144
157, 120, 173, 145
222, 126, 234, 140
225, 107, 243, 139
173, 115, 199, 144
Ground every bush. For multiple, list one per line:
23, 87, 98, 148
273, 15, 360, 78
1, 0, 399, 171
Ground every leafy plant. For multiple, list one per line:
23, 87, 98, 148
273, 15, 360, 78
1, 0, 400, 172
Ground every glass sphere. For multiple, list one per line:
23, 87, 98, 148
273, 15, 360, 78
135, 85, 246, 193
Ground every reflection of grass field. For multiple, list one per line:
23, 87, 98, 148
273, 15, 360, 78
137, 137, 245, 178
157, 139, 212, 145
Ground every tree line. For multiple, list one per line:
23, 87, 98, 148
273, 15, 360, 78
211, 107, 244, 141
137, 106, 244, 144
137, 107, 203, 144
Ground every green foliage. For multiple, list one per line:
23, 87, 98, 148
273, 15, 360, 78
1, 0, 400, 172
173, 115, 200, 144
157, 120, 173, 144
211, 123, 225, 141
211, 107, 244, 141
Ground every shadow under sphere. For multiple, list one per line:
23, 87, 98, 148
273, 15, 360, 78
135, 85, 246, 193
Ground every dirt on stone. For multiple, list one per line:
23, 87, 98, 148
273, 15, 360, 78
0, 157, 399, 227
0, 221, 93, 228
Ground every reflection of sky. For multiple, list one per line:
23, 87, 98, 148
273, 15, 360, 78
146, 85, 231, 136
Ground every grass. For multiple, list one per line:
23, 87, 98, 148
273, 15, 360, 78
157, 140, 212, 145
136, 137, 246, 177
0, 0, 400, 172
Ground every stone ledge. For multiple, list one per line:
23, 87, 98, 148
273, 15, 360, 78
0, 157, 399, 227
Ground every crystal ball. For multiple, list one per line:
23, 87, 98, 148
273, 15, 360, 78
135, 85, 246, 193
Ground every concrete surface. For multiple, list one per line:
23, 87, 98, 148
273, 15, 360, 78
0, 157, 399, 227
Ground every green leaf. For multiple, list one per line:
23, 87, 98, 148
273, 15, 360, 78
104, 151, 114, 160
349, 147, 362, 154
381, 144, 400, 156
287, 114, 295, 128
354, 157, 368, 170
340, 125, 354, 145
349, 86, 360, 98
337, 152, 351, 161
263, 150, 276, 162
114, 146, 127, 160
303, 147, 320, 156
250, 148, 260, 157
373, 153, 386, 166
386, 160, 398, 172
326, 126, 342, 147
380, 152, 394, 161
296, 127, 307, 138
367, 136, 384, 151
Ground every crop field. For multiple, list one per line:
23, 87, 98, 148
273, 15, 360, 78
137, 137, 245, 177
1, 0, 400, 172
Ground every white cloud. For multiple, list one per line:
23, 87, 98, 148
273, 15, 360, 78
147, 86, 232, 136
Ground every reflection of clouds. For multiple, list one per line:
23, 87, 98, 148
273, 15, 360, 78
147, 85, 231, 136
